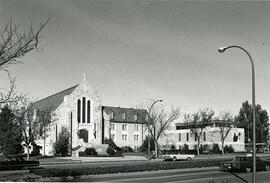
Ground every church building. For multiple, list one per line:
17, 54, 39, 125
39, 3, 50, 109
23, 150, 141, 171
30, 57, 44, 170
32, 77, 149, 156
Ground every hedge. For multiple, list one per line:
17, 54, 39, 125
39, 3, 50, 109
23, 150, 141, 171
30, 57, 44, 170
0, 160, 40, 170
78, 152, 123, 157
30, 158, 232, 177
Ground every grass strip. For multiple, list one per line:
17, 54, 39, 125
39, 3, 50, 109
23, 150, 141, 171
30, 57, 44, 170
30, 158, 232, 178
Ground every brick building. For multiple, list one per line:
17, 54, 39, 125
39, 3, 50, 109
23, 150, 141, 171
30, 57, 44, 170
32, 77, 149, 156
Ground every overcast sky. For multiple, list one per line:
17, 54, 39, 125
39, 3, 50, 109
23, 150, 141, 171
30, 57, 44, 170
1, 0, 270, 116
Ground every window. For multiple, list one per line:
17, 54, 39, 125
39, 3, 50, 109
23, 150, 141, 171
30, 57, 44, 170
134, 114, 138, 121
134, 135, 139, 141
195, 133, 197, 141
82, 97, 86, 123
179, 133, 181, 141
122, 113, 126, 120
87, 100, 91, 123
203, 132, 206, 141
94, 123, 96, 139
122, 134, 127, 141
110, 112, 114, 120
77, 99, 81, 123
134, 124, 139, 131
134, 146, 139, 152
186, 133, 189, 142
122, 124, 127, 131
110, 123, 115, 130
111, 123, 115, 130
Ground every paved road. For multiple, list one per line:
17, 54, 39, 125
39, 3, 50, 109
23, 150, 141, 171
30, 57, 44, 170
71, 167, 270, 183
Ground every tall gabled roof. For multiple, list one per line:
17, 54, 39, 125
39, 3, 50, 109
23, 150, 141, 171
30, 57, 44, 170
32, 85, 79, 112
103, 106, 149, 124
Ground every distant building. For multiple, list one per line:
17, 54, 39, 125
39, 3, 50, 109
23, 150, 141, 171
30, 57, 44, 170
32, 77, 149, 156
160, 121, 245, 152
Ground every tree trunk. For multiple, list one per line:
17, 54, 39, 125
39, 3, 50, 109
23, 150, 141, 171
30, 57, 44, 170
27, 144, 30, 160
43, 137, 46, 155
154, 140, 158, 157
221, 141, 224, 155
197, 141, 200, 156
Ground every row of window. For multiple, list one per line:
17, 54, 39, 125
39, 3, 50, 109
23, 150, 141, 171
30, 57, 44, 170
77, 98, 91, 123
110, 134, 140, 141
110, 123, 140, 132
109, 112, 148, 121
179, 132, 207, 142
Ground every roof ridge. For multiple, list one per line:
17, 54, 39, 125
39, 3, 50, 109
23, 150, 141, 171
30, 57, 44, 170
34, 84, 79, 104
103, 105, 147, 111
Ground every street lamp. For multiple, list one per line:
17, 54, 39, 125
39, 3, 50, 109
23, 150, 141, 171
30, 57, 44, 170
148, 99, 163, 160
218, 45, 256, 183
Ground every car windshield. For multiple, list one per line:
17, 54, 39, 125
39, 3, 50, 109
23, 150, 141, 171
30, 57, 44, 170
235, 157, 251, 161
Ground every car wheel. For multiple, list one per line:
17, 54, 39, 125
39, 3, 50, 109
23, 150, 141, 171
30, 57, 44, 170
173, 157, 177, 161
245, 167, 251, 173
187, 157, 191, 161
265, 165, 270, 171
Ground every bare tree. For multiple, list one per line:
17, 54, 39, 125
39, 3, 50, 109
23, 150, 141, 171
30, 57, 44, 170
148, 104, 181, 157
184, 108, 215, 156
0, 75, 25, 106
215, 112, 234, 155
0, 18, 49, 105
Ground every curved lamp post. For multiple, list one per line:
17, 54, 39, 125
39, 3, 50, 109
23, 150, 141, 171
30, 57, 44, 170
148, 99, 163, 160
218, 45, 256, 183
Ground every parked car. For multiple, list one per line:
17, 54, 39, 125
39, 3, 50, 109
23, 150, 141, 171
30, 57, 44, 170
162, 153, 195, 161
0, 154, 39, 170
220, 154, 270, 173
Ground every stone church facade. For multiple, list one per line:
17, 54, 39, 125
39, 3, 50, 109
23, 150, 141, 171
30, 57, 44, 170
33, 77, 149, 156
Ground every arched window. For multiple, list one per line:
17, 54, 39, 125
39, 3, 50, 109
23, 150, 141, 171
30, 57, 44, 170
78, 129, 88, 142
77, 99, 81, 123
87, 100, 91, 123
82, 97, 86, 123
